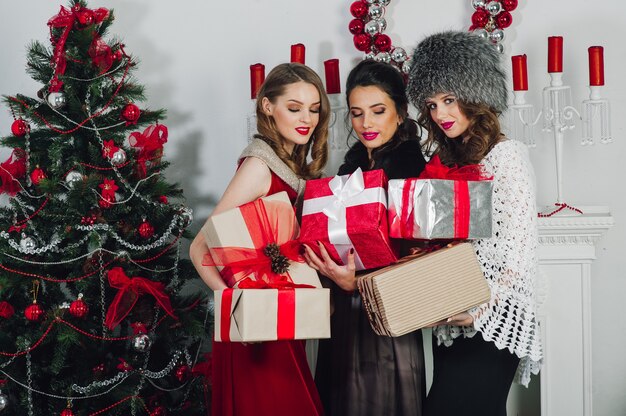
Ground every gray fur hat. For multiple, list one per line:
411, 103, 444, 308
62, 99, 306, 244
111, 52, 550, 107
407, 30, 508, 113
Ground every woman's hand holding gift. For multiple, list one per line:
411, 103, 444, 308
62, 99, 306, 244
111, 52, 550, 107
303, 242, 357, 292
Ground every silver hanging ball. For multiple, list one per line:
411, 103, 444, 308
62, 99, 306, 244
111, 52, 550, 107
132, 333, 152, 352
490, 29, 505, 43
379, 0, 390, 5
20, 235, 36, 251
364, 20, 382, 36
368, 4, 385, 20
111, 149, 127, 166
471, 0, 486, 9
486, 0, 503, 15
494, 42, 505, 54
377, 17, 387, 32
0, 393, 8, 411
364, 52, 376, 61
402, 60, 412, 74
179, 207, 194, 227
390, 47, 408, 63
65, 171, 83, 189
47, 92, 66, 109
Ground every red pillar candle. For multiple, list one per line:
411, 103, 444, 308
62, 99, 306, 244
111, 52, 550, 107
588, 46, 604, 86
324, 59, 341, 94
511, 54, 528, 91
548, 36, 563, 73
291, 43, 306, 65
250, 63, 265, 99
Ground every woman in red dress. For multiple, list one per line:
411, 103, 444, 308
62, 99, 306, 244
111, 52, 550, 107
190, 63, 330, 416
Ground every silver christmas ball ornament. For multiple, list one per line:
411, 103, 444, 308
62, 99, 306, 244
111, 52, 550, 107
377, 17, 387, 32
364, 52, 376, 61
390, 47, 408, 63
179, 207, 194, 227
402, 61, 412, 74
364, 20, 381, 36
0, 393, 8, 411
375, 52, 391, 64
471, 0, 486, 10
473, 28, 490, 40
486, 0, 503, 15
20, 235, 36, 251
132, 333, 152, 352
364, 0, 379, 4
368, 4, 385, 20
494, 43, 505, 54
379, 0, 390, 6
490, 29, 505, 43
111, 149, 127, 166
65, 171, 83, 189
47, 92, 67, 109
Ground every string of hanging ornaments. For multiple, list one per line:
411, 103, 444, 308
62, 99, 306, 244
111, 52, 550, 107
348, 0, 519, 66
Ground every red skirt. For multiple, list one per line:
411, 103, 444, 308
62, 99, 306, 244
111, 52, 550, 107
212, 339, 324, 415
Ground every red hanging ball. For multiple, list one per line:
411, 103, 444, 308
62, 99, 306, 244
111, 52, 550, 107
0, 301, 15, 319
76, 9, 95, 27
121, 103, 141, 125
60, 408, 75, 416
138, 221, 155, 239
150, 406, 167, 416
11, 119, 29, 137
374, 34, 392, 52
25, 303, 45, 322
353, 34, 371, 52
158, 195, 168, 204
349, 1, 368, 19
496, 11, 513, 28
501, 0, 518, 12
69, 298, 89, 319
471, 9, 489, 27
348, 18, 365, 35
175, 365, 191, 383
30, 167, 46, 186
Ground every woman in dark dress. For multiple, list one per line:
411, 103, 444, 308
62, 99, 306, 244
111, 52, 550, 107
303, 59, 427, 416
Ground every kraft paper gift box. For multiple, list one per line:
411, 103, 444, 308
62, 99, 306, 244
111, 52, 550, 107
357, 242, 491, 337
201, 191, 321, 288
214, 284, 330, 342
300, 168, 398, 271
388, 155, 493, 240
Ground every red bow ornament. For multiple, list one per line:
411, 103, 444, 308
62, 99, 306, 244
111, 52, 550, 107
0, 149, 26, 196
105, 267, 177, 330
47, 5, 109, 92
128, 124, 168, 178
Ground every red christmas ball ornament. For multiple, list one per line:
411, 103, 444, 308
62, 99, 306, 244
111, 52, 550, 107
138, 220, 155, 239
60, 408, 75, 416
348, 18, 365, 35
25, 302, 45, 322
349, 1, 368, 19
353, 34, 371, 52
30, 167, 46, 186
496, 11, 513, 28
69, 295, 89, 319
175, 365, 191, 383
121, 103, 141, 125
11, 119, 29, 137
501, 0, 518, 12
0, 301, 15, 319
158, 195, 168, 204
471, 9, 489, 27
149, 406, 167, 416
374, 34, 392, 52
76, 9, 95, 27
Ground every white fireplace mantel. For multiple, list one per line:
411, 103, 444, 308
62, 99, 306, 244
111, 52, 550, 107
509, 206, 614, 416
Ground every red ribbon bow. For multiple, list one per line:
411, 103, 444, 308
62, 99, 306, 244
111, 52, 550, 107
0, 149, 26, 196
202, 198, 304, 287
47, 5, 109, 91
419, 155, 492, 181
105, 267, 177, 330
128, 124, 168, 178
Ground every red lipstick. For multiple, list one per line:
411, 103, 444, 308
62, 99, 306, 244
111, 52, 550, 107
441, 121, 454, 130
295, 127, 310, 135
362, 132, 379, 141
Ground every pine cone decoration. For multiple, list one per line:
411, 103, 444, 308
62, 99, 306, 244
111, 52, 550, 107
263, 243, 290, 275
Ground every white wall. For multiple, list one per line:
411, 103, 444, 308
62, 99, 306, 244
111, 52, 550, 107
1, 1, 624, 414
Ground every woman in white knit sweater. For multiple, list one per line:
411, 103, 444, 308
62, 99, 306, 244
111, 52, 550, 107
407, 31, 543, 416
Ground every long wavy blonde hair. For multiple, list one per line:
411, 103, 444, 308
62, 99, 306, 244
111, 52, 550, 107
418, 100, 504, 166
254, 63, 329, 179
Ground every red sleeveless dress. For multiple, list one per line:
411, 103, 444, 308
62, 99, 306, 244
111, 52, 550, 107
211, 172, 324, 416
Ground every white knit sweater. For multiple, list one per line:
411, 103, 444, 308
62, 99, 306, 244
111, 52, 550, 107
432, 138, 543, 387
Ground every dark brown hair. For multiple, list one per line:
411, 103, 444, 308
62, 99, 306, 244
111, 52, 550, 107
418, 100, 503, 166
254, 63, 329, 179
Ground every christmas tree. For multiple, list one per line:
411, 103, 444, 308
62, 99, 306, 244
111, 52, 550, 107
0, 1, 211, 414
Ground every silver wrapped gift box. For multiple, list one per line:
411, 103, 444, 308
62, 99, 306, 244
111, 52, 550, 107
387, 178, 493, 240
